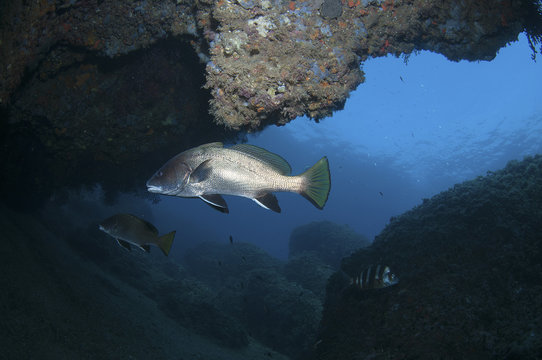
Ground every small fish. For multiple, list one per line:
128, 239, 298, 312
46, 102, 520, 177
351, 265, 398, 290
229, 235, 233, 244
241, 256, 247, 262
99, 214, 176, 256
399, 76, 404, 82
146, 142, 331, 213
379, 191, 384, 197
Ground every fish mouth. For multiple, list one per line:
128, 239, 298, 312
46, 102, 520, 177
146, 185, 162, 193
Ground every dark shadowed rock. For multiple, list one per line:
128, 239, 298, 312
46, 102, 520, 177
182, 241, 283, 288
317, 155, 542, 360
182, 240, 324, 358
289, 220, 371, 268
284, 252, 335, 301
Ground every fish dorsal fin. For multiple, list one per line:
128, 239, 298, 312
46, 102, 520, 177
197, 142, 223, 149
230, 144, 292, 175
127, 214, 159, 235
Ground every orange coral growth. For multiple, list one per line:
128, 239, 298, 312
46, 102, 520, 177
381, 0, 394, 11
289, 1, 296, 11
54, 127, 68, 136
75, 73, 91, 88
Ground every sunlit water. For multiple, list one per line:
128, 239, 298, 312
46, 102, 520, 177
151, 33, 542, 259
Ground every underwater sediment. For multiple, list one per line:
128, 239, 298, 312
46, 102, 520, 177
315, 155, 542, 359
1, 0, 542, 204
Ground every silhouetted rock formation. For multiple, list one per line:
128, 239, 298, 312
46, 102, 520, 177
289, 220, 371, 268
316, 155, 542, 360
284, 252, 335, 301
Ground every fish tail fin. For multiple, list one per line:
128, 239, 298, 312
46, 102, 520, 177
157, 231, 176, 256
299, 156, 331, 209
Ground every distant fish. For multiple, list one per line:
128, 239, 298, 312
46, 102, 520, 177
400, 76, 404, 82
379, 191, 384, 197
229, 235, 233, 244
99, 214, 176, 256
351, 265, 398, 290
146, 142, 331, 213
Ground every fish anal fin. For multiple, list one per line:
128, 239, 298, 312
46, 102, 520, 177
190, 160, 213, 183
253, 193, 281, 213
199, 194, 229, 213
117, 239, 132, 251
230, 144, 292, 175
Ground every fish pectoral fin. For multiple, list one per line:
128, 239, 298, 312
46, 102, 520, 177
253, 193, 281, 213
190, 159, 213, 183
116, 239, 132, 251
140, 244, 151, 253
199, 194, 229, 213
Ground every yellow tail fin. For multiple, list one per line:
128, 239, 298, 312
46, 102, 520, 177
158, 231, 176, 256
300, 157, 331, 209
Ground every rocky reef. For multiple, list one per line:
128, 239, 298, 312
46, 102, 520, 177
177, 221, 371, 358
0, 198, 291, 359
1, 0, 541, 205
289, 220, 371, 268
182, 241, 323, 359
315, 154, 542, 359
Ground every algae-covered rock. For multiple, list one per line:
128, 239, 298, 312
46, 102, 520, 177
317, 155, 542, 360
153, 278, 249, 348
289, 220, 370, 268
182, 240, 324, 358
0, 202, 290, 359
239, 269, 323, 359
182, 241, 283, 288
283, 252, 335, 301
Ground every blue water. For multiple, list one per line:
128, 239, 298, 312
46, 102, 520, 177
151, 33, 542, 260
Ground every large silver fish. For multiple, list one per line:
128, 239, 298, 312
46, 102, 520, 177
146, 142, 331, 213
99, 214, 176, 256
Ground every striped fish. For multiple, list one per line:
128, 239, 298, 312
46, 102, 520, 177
351, 264, 398, 289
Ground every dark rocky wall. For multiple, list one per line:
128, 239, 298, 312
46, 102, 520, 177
314, 155, 542, 360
